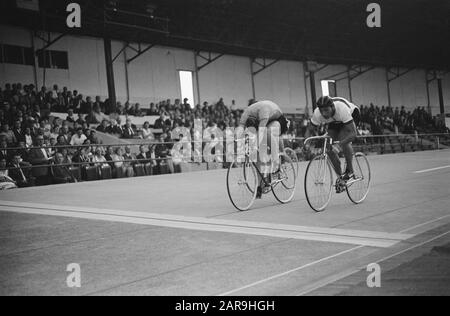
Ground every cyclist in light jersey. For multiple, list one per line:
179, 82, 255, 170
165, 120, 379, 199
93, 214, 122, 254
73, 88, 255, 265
238, 100, 290, 198
310, 96, 361, 191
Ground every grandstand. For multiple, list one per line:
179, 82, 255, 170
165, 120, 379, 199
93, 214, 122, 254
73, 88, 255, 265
0, 0, 449, 298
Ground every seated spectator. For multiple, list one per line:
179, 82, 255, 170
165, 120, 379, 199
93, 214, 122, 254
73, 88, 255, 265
59, 148, 73, 165
154, 134, 174, 174
24, 128, 34, 148
148, 103, 159, 116
122, 119, 137, 139
0, 158, 18, 190
47, 137, 58, 157
91, 147, 110, 178
136, 145, 156, 173
0, 124, 17, 145
12, 120, 25, 144
109, 119, 123, 136
28, 135, 52, 186
72, 147, 91, 165
66, 109, 76, 123
89, 130, 101, 144
75, 113, 85, 126
96, 120, 110, 133
104, 146, 115, 168
51, 152, 75, 184
0, 139, 11, 162
141, 122, 155, 140
154, 113, 166, 130
111, 147, 133, 178
70, 128, 87, 147
123, 146, 136, 177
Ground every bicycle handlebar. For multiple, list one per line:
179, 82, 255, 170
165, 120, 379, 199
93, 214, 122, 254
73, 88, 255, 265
304, 134, 343, 148
304, 134, 331, 146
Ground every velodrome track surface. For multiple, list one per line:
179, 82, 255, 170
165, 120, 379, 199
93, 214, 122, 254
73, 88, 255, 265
0, 149, 449, 296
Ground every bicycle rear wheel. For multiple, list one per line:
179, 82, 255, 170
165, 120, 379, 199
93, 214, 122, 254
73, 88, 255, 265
346, 153, 371, 204
284, 147, 299, 177
304, 155, 333, 212
272, 152, 297, 204
227, 161, 258, 211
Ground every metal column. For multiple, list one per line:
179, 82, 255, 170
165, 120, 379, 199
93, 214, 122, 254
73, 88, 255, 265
103, 38, 117, 107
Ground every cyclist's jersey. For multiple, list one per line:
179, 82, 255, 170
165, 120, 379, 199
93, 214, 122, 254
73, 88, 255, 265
311, 97, 359, 126
240, 100, 283, 127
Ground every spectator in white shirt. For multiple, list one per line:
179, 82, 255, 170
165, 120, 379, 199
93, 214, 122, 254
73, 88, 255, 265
70, 128, 87, 146
141, 121, 155, 140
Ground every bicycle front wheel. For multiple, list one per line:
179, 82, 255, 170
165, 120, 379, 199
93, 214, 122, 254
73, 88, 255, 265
227, 161, 258, 211
346, 153, 371, 204
272, 152, 297, 204
304, 155, 333, 212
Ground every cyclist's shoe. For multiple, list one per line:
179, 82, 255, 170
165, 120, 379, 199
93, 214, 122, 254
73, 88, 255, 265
341, 171, 355, 182
335, 172, 355, 194
256, 186, 263, 199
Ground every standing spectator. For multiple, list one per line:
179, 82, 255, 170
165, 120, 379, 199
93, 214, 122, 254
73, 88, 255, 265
94, 96, 105, 113
82, 96, 94, 114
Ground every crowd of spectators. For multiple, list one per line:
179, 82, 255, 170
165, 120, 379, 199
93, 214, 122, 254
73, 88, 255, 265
358, 103, 449, 136
1, 82, 449, 189
0, 83, 185, 189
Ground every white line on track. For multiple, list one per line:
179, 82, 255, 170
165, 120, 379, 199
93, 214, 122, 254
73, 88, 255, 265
218, 219, 450, 296
218, 245, 365, 296
414, 165, 450, 174
399, 214, 450, 234
296, 230, 450, 296
0, 200, 412, 248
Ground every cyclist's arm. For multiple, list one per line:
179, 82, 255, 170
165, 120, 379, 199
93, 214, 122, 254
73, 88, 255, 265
307, 119, 324, 136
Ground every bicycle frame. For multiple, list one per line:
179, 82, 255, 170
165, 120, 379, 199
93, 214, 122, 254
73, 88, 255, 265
241, 135, 284, 189
304, 134, 364, 186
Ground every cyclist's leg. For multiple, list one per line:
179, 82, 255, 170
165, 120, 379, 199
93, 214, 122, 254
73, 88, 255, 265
267, 120, 282, 175
338, 125, 356, 174
327, 127, 342, 176
339, 111, 360, 175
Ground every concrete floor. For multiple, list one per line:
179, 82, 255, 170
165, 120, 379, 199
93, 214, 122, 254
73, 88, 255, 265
0, 149, 449, 296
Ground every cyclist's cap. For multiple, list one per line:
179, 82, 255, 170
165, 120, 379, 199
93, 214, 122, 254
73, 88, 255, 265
316, 96, 334, 109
